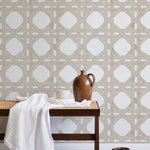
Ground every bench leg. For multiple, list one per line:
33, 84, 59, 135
95, 116, 99, 150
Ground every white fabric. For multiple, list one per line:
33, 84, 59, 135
48, 97, 91, 107
4, 93, 91, 150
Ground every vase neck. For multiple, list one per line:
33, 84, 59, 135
81, 70, 85, 75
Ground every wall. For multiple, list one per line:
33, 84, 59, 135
1, 0, 150, 144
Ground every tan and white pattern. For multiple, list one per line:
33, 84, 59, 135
0, 0, 150, 143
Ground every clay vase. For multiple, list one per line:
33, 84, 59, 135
73, 70, 95, 102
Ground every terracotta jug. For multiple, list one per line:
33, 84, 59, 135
73, 70, 95, 102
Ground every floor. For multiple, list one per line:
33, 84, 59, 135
1, 142, 150, 150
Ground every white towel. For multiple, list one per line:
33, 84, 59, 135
4, 93, 54, 150
4, 93, 91, 150
48, 97, 91, 107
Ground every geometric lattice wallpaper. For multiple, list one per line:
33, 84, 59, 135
1, 0, 150, 143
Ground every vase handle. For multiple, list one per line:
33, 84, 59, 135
87, 73, 95, 87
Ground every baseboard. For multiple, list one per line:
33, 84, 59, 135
1, 142, 150, 150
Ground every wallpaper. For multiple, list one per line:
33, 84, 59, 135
1, 0, 150, 143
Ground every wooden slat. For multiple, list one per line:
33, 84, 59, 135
0, 110, 9, 116
0, 133, 95, 141
50, 109, 100, 116
52, 134, 95, 140
95, 116, 99, 150
0, 133, 4, 140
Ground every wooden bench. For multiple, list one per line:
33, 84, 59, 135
0, 100, 100, 150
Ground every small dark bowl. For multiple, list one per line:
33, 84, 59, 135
112, 147, 130, 150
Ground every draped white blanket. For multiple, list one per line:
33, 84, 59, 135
4, 93, 91, 150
